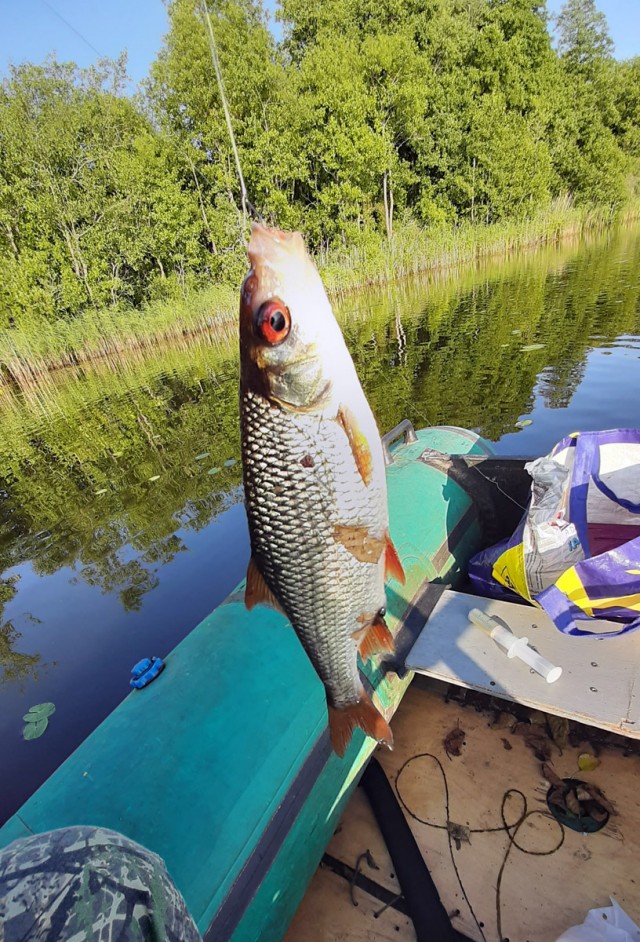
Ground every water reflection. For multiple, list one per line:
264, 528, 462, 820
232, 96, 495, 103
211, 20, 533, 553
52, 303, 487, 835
0, 223, 639, 823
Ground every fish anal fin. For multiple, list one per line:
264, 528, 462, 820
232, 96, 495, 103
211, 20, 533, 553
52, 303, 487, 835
328, 685, 393, 757
245, 557, 284, 614
357, 613, 395, 662
337, 404, 373, 487
384, 531, 406, 585
334, 525, 385, 564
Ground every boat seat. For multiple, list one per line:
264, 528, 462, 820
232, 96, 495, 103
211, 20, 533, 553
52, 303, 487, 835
406, 587, 640, 739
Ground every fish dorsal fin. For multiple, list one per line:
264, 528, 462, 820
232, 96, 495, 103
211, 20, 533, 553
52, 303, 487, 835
356, 613, 395, 662
328, 685, 393, 757
337, 404, 373, 487
384, 532, 405, 585
245, 557, 284, 613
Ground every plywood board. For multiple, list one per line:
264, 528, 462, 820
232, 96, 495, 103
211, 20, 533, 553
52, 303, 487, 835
288, 683, 640, 942
406, 590, 640, 738
285, 864, 417, 942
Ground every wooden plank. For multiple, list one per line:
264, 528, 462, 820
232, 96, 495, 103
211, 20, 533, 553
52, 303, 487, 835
284, 862, 417, 942
292, 683, 640, 942
406, 590, 640, 738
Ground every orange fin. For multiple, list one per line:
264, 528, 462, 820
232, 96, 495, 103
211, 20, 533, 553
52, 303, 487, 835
328, 685, 393, 757
356, 614, 395, 662
337, 404, 373, 486
334, 524, 385, 564
245, 557, 284, 613
384, 531, 405, 585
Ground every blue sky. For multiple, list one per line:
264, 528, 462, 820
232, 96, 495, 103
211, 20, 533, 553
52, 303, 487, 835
0, 0, 637, 88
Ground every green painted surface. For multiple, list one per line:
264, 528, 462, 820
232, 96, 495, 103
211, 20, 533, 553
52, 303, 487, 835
0, 425, 491, 939
0, 815, 33, 844
0, 601, 327, 928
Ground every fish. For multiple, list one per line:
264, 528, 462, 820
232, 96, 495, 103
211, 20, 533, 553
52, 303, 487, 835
239, 223, 405, 757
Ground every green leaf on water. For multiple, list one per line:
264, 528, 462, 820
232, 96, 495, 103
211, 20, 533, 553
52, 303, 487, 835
27, 702, 56, 718
224, 459, 237, 467
195, 452, 209, 461
207, 467, 221, 475
516, 419, 533, 428
23, 717, 48, 740
148, 475, 160, 482
521, 343, 546, 352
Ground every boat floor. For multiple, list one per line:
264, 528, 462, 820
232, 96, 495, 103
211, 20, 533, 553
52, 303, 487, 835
284, 680, 640, 942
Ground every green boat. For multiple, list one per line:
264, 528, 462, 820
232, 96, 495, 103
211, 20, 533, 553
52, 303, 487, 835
0, 423, 532, 941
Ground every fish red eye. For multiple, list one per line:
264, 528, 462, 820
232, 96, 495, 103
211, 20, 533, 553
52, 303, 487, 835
255, 299, 291, 345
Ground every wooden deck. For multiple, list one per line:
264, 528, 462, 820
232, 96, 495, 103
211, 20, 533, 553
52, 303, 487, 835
285, 681, 640, 942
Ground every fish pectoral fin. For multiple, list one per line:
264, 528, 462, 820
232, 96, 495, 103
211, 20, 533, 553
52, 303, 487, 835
328, 685, 393, 758
337, 404, 373, 486
334, 524, 385, 564
384, 531, 406, 585
245, 557, 285, 614
354, 613, 395, 662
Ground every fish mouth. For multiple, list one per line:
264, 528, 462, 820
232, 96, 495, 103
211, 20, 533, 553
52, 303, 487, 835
248, 224, 307, 271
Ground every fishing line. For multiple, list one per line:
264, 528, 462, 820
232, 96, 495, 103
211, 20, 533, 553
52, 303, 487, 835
200, 1, 264, 229
37, 0, 102, 58
395, 752, 565, 942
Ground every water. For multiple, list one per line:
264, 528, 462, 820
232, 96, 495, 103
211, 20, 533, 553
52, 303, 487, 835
1, 224, 639, 825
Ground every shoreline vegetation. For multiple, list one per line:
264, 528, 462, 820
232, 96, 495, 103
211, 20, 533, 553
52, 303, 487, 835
2, 0, 640, 388
1, 199, 638, 388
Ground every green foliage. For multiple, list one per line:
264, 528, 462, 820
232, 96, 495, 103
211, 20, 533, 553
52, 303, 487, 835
555, 0, 613, 70
0, 0, 639, 342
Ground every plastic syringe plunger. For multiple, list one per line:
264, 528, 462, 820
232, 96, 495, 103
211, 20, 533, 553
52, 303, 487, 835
468, 608, 562, 684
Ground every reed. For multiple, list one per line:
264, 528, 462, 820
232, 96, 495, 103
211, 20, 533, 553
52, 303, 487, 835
1, 197, 637, 388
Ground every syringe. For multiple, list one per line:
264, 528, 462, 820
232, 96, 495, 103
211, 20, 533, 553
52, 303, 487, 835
468, 608, 562, 684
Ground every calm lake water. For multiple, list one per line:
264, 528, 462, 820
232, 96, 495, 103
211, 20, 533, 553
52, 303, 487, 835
1, 224, 640, 824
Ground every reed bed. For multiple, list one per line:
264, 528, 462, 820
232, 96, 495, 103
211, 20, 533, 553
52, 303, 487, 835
1, 197, 637, 389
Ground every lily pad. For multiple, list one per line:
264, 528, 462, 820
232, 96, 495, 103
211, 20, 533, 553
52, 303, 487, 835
23, 717, 48, 740
26, 702, 56, 718
148, 475, 160, 482
195, 452, 209, 461
515, 419, 533, 428
207, 467, 221, 475
521, 343, 546, 352
224, 459, 237, 468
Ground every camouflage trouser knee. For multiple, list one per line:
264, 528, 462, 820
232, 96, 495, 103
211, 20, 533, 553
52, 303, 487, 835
0, 825, 202, 941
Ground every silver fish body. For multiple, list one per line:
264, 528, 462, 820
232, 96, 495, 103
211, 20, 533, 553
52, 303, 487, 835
238, 224, 401, 755
241, 389, 387, 708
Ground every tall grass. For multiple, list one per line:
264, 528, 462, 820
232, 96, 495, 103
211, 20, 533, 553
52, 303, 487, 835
1, 196, 637, 387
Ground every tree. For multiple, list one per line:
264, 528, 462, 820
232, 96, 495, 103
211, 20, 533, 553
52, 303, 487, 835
555, 0, 613, 71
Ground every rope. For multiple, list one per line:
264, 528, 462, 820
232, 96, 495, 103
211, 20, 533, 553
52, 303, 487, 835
395, 752, 565, 942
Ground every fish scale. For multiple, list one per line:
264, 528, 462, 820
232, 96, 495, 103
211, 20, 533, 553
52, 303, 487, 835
241, 389, 387, 708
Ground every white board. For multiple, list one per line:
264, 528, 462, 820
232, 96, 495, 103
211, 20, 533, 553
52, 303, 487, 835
405, 590, 640, 738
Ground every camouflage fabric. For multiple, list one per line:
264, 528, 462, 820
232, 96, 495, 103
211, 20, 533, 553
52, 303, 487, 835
0, 826, 202, 942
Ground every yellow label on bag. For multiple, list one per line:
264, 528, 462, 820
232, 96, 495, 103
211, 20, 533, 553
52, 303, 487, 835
492, 544, 532, 601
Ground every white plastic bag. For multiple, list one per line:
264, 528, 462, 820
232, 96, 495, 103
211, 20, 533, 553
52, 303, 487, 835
555, 898, 640, 942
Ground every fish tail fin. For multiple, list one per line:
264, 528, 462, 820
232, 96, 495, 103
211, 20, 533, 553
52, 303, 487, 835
328, 686, 393, 758
358, 613, 395, 662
